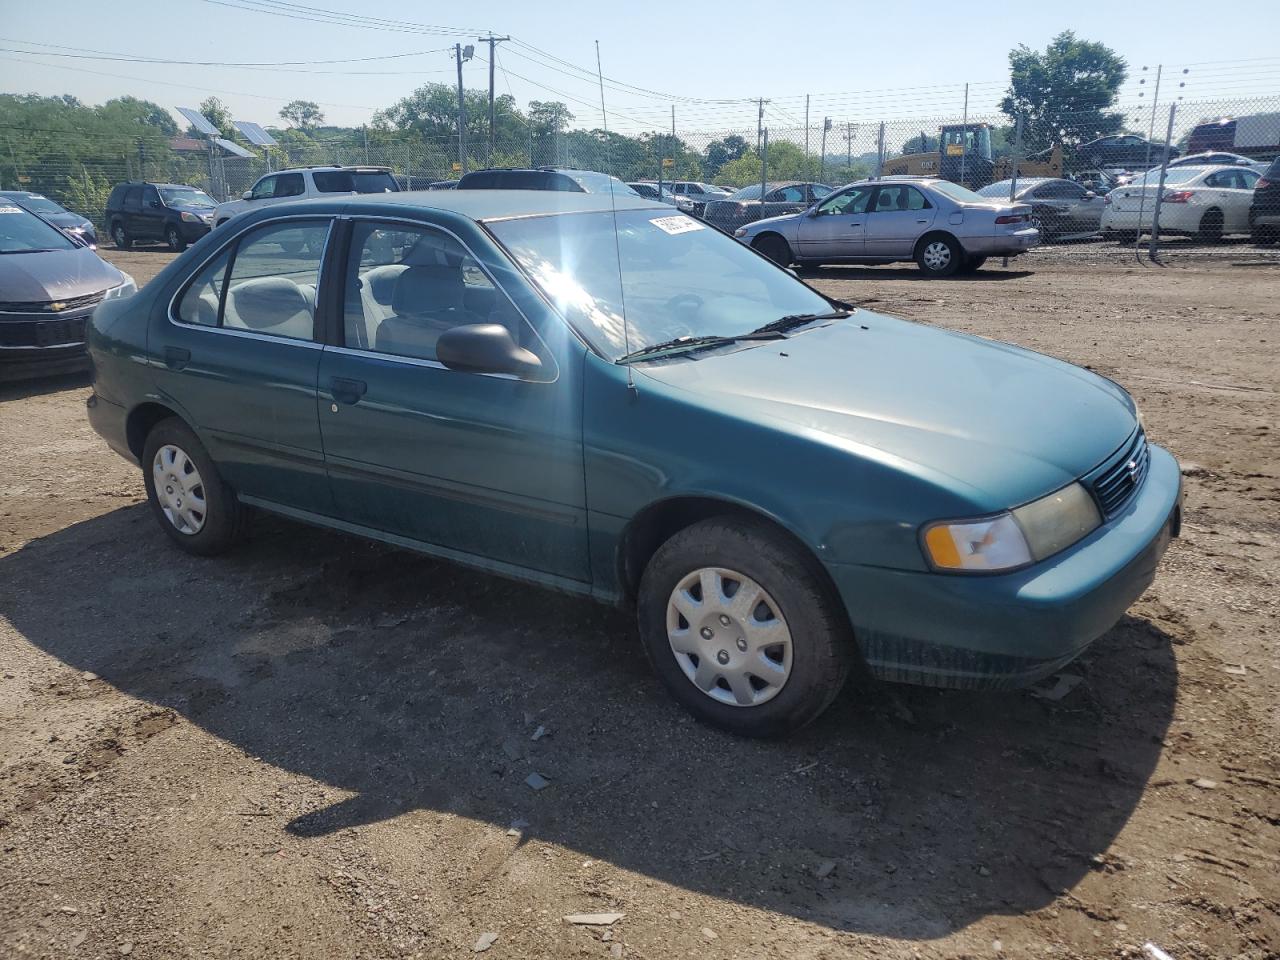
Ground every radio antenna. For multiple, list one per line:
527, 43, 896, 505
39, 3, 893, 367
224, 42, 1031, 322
595, 39, 635, 392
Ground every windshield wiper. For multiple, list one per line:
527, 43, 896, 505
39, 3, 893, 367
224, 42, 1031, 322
747, 310, 849, 336
616, 334, 746, 364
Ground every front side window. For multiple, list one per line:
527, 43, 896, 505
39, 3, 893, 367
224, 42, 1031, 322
342, 221, 545, 375
250, 176, 277, 200
815, 186, 872, 216
809, 184, 833, 200
488, 209, 834, 361
770, 185, 807, 203
174, 220, 328, 340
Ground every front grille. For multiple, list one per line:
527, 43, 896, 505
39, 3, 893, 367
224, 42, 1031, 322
1091, 430, 1150, 518
0, 290, 105, 314
0, 314, 89, 348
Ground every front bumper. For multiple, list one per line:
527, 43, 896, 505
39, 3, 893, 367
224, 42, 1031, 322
0, 302, 97, 379
827, 443, 1183, 689
179, 220, 214, 241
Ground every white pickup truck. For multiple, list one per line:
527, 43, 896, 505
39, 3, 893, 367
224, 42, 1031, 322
212, 166, 400, 226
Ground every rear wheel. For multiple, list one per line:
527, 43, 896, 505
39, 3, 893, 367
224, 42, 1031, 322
165, 225, 187, 252
637, 517, 853, 737
1114, 230, 1138, 245
142, 418, 245, 556
1196, 208, 1224, 243
915, 234, 962, 277
111, 221, 131, 250
752, 234, 792, 267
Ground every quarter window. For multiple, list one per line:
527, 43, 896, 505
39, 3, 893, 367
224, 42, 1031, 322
342, 221, 546, 376
173, 219, 328, 340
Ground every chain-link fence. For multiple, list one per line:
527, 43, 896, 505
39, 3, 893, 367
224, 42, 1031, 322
3, 95, 1277, 262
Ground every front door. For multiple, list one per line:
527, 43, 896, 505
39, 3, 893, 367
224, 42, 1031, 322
863, 184, 936, 257
317, 219, 589, 582
155, 218, 334, 513
795, 184, 873, 260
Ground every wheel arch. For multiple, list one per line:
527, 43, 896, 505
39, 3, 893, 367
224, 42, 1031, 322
616, 494, 847, 621
913, 229, 960, 260
126, 401, 185, 460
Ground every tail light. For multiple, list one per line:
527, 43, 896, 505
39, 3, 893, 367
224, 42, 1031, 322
1102, 194, 1112, 205
1257, 178, 1272, 189
995, 213, 1026, 224
1162, 190, 1193, 204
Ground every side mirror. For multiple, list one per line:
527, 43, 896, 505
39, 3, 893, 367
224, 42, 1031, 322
436, 323, 543, 378
1084, 191, 1097, 199
242, 190, 253, 200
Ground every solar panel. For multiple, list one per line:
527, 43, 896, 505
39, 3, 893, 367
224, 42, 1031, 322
177, 106, 219, 136
233, 120, 277, 147
214, 137, 256, 159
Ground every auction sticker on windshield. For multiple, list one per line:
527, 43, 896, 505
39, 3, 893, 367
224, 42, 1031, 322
650, 215, 704, 235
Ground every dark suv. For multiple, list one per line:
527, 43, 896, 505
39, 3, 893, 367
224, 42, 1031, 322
1250, 157, 1280, 244
105, 181, 218, 251
456, 168, 638, 195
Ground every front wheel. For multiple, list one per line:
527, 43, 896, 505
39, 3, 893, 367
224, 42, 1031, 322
916, 234, 962, 277
637, 518, 854, 737
142, 418, 245, 555
752, 234, 792, 267
165, 225, 187, 252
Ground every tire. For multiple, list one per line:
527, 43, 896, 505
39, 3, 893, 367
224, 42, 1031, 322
752, 234, 792, 267
165, 225, 187, 252
1196, 209, 1224, 243
111, 221, 131, 250
1253, 227, 1278, 246
1115, 230, 1138, 245
636, 517, 854, 737
959, 255, 987, 273
142, 418, 246, 556
915, 233, 962, 277
1030, 212, 1051, 242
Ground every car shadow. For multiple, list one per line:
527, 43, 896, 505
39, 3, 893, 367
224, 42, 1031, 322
0, 506, 1177, 939
803, 265, 1034, 282
0, 370, 90, 401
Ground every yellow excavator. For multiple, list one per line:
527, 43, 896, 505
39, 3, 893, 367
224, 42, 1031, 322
880, 123, 1063, 189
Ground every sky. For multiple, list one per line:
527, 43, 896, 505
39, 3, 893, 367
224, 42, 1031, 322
1, 0, 1277, 138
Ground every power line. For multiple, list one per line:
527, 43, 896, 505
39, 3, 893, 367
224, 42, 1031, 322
197, 0, 489, 36
0, 36, 454, 67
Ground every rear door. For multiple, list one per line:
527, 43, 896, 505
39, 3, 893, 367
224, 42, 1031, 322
123, 185, 146, 238
316, 218, 589, 582
795, 185, 873, 259
1204, 169, 1259, 231
156, 217, 333, 513
863, 184, 936, 257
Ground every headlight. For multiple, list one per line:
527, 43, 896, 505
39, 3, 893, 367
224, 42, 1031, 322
922, 482, 1101, 573
103, 272, 137, 300
734, 227, 748, 237
180, 211, 200, 222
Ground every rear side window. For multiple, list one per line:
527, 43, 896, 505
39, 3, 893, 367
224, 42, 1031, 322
274, 173, 305, 198
174, 220, 329, 340
123, 186, 143, 211
770, 186, 807, 202
312, 170, 398, 193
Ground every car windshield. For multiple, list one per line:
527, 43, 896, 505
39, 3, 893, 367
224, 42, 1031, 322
488, 209, 834, 361
312, 170, 399, 193
929, 181, 989, 203
10, 194, 65, 214
728, 184, 763, 200
159, 187, 216, 207
1127, 167, 1206, 187
0, 203, 78, 253
567, 171, 640, 196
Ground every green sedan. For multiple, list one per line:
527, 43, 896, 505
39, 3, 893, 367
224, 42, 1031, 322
85, 190, 1182, 737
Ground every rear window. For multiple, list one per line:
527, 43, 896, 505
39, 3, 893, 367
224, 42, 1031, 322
1267, 158, 1280, 179
312, 170, 399, 193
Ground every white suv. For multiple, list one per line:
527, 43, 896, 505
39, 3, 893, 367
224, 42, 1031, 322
213, 166, 400, 226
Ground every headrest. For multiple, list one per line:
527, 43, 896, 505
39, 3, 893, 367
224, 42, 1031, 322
230, 277, 310, 330
391, 265, 465, 317
362, 264, 407, 305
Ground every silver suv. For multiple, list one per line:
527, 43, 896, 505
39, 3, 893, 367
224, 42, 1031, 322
734, 177, 1040, 277
213, 166, 399, 226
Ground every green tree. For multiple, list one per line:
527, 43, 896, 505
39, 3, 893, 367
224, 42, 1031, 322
279, 99, 325, 130
702, 134, 748, 178
193, 96, 231, 136
1000, 31, 1128, 153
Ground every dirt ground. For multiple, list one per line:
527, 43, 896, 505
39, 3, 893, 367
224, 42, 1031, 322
1, 244, 1277, 960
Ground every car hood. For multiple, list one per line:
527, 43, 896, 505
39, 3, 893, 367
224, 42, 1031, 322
638, 312, 1136, 510
0, 247, 123, 304
170, 203, 216, 216
40, 210, 93, 230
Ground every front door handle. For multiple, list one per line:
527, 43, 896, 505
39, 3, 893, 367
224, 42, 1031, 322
916, 219, 929, 223
163, 346, 190, 370
330, 377, 367, 405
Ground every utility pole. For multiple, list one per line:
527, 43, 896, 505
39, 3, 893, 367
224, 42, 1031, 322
845, 121, 853, 170
819, 117, 831, 182
959, 82, 969, 188
477, 35, 509, 166
756, 98, 767, 152
454, 44, 473, 173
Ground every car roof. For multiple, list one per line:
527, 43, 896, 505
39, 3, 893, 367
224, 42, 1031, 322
277, 188, 666, 222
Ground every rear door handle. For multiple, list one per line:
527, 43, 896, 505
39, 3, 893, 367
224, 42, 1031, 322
163, 346, 190, 370
329, 377, 367, 405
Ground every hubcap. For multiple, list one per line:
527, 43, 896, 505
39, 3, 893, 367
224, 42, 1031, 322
666, 567, 793, 707
922, 241, 951, 270
152, 444, 207, 535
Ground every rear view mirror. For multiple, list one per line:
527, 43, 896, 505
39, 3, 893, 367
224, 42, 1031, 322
436, 324, 543, 378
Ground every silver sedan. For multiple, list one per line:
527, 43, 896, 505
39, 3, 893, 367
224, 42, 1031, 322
734, 177, 1040, 277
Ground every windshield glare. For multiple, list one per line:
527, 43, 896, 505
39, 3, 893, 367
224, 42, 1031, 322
930, 180, 988, 203
159, 187, 216, 207
489, 209, 833, 360
11, 194, 65, 214
1128, 167, 1205, 187
0, 204, 78, 253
